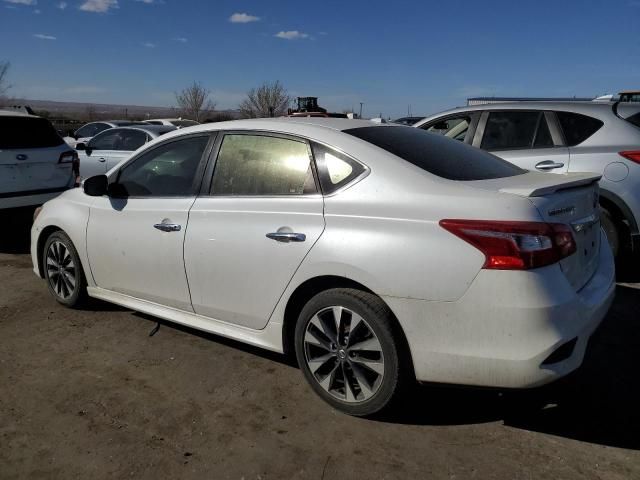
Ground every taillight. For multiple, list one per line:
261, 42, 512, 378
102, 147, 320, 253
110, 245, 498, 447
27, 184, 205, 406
439, 220, 576, 270
59, 150, 78, 164
619, 151, 640, 164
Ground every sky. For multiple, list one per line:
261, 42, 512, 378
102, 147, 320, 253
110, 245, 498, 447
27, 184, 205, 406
1, 0, 639, 118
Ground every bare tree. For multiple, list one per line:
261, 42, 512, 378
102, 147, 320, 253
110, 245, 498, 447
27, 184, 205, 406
239, 81, 290, 118
175, 81, 215, 122
0, 61, 11, 104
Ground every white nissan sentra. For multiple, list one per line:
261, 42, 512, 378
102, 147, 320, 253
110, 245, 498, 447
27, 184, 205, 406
31, 118, 615, 415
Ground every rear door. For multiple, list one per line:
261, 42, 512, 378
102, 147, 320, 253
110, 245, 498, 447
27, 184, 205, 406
474, 110, 570, 174
184, 132, 325, 330
0, 116, 73, 195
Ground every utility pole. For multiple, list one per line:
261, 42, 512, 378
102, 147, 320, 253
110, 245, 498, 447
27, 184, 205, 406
359, 102, 363, 119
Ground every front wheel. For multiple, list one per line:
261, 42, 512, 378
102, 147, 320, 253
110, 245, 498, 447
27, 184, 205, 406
294, 288, 408, 416
43, 231, 87, 307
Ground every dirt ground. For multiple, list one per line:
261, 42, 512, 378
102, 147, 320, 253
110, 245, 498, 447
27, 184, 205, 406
1, 213, 639, 479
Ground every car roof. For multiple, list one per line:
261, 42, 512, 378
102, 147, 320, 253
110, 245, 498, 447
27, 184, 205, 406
110, 125, 177, 136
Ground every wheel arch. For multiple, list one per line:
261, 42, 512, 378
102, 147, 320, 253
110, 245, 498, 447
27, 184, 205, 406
36, 225, 63, 278
281, 275, 415, 379
599, 188, 637, 235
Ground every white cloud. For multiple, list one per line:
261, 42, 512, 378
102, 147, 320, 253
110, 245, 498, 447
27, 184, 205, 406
142, 42, 156, 48
229, 12, 259, 23
57, 1, 67, 9
275, 30, 309, 40
79, 0, 118, 13
34, 8, 40, 13
136, 0, 156, 3
4, 0, 37, 5
33, 33, 56, 40
173, 37, 187, 43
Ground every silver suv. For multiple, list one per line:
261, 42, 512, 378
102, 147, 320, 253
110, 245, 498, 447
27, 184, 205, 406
415, 102, 640, 257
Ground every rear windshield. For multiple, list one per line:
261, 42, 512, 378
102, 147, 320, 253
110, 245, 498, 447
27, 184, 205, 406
0, 116, 64, 149
172, 120, 198, 127
344, 126, 525, 181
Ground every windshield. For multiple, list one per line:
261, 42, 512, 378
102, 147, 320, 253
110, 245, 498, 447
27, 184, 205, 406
344, 126, 525, 181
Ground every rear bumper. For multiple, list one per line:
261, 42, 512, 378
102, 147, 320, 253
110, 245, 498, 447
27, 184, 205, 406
0, 187, 71, 210
384, 231, 616, 389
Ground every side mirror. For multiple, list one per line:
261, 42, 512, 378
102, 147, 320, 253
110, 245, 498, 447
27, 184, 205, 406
76, 142, 86, 151
83, 175, 108, 196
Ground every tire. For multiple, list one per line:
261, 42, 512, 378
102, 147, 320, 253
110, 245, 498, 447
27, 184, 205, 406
43, 231, 87, 308
600, 207, 620, 258
294, 288, 409, 416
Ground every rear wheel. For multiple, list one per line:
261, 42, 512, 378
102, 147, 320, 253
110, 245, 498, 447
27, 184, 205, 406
294, 288, 408, 416
43, 231, 87, 307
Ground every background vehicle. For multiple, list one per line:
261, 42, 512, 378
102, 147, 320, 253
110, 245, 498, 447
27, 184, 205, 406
415, 101, 640, 258
63, 120, 147, 148
392, 116, 424, 126
0, 110, 77, 210
144, 118, 200, 128
32, 118, 614, 415
76, 125, 175, 179
619, 90, 640, 103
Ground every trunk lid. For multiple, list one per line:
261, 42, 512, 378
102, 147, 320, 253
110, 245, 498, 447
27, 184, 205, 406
468, 171, 602, 291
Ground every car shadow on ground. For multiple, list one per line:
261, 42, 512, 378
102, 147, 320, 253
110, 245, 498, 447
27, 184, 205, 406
0, 208, 34, 254
380, 284, 640, 450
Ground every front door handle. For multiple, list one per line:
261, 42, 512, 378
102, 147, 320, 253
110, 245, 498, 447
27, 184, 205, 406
535, 160, 564, 171
154, 223, 181, 232
266, 232, 306, 243
98, 157, 106, 162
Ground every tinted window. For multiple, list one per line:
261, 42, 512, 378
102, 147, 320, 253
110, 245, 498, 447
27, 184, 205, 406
533, 115, 553, 147
116, 136, 209, 197
312, 142, 365, 193
212, 134, 316, 195
119, 130, 148, 151
76, 123, 99, 138
481, 111, 540, 150
88, 130, 121, 150
0, 116, 64, 149
556, 111, 604, 146
172, 120, 199, 127
625, 112, 640, 128
423, 115, 471, 142
345, 126, 525, 181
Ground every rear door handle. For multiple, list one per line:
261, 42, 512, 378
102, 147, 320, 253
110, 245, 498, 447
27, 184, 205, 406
154, 223, 181, 232
98, 157, 106, 162
266, 232, 306, 242
535, 160, 564, 171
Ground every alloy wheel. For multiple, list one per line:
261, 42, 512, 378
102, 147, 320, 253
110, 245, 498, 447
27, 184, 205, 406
303, 306, 385, 403
46, 240, 77, 300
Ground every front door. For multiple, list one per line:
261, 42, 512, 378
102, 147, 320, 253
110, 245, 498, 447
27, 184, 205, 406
475, 110, 570, 174
185, 132, 325, 329
86, 134, 211, 311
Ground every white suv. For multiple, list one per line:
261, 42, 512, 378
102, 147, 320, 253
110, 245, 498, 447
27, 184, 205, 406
1, 110, 78, 210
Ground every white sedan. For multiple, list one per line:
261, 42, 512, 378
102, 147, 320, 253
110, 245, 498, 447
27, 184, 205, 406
31, 118, 615, 415
75, 125, 175, 179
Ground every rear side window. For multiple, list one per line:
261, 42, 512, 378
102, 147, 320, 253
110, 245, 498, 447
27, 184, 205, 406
481, 111, 552, 150
556, 111, 603, 146
423, 115, 472, 142
311, 142, 365, 193
0, 116, 64, 149
345, 126, 525, 181
212, 134, 316, 195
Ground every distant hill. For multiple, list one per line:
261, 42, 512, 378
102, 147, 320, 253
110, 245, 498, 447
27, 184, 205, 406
7, 98, 240, 121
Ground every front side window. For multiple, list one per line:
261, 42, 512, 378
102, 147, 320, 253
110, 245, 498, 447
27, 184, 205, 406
311, 142, 365, 193
211, 134, 316, 195
422, 115, 471, 142
115, 135, 209, 197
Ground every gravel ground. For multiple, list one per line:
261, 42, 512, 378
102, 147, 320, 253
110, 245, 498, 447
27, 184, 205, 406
1, 214, 639, 479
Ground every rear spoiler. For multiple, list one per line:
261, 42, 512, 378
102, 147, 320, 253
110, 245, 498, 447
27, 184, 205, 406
499, 172, 601, 197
